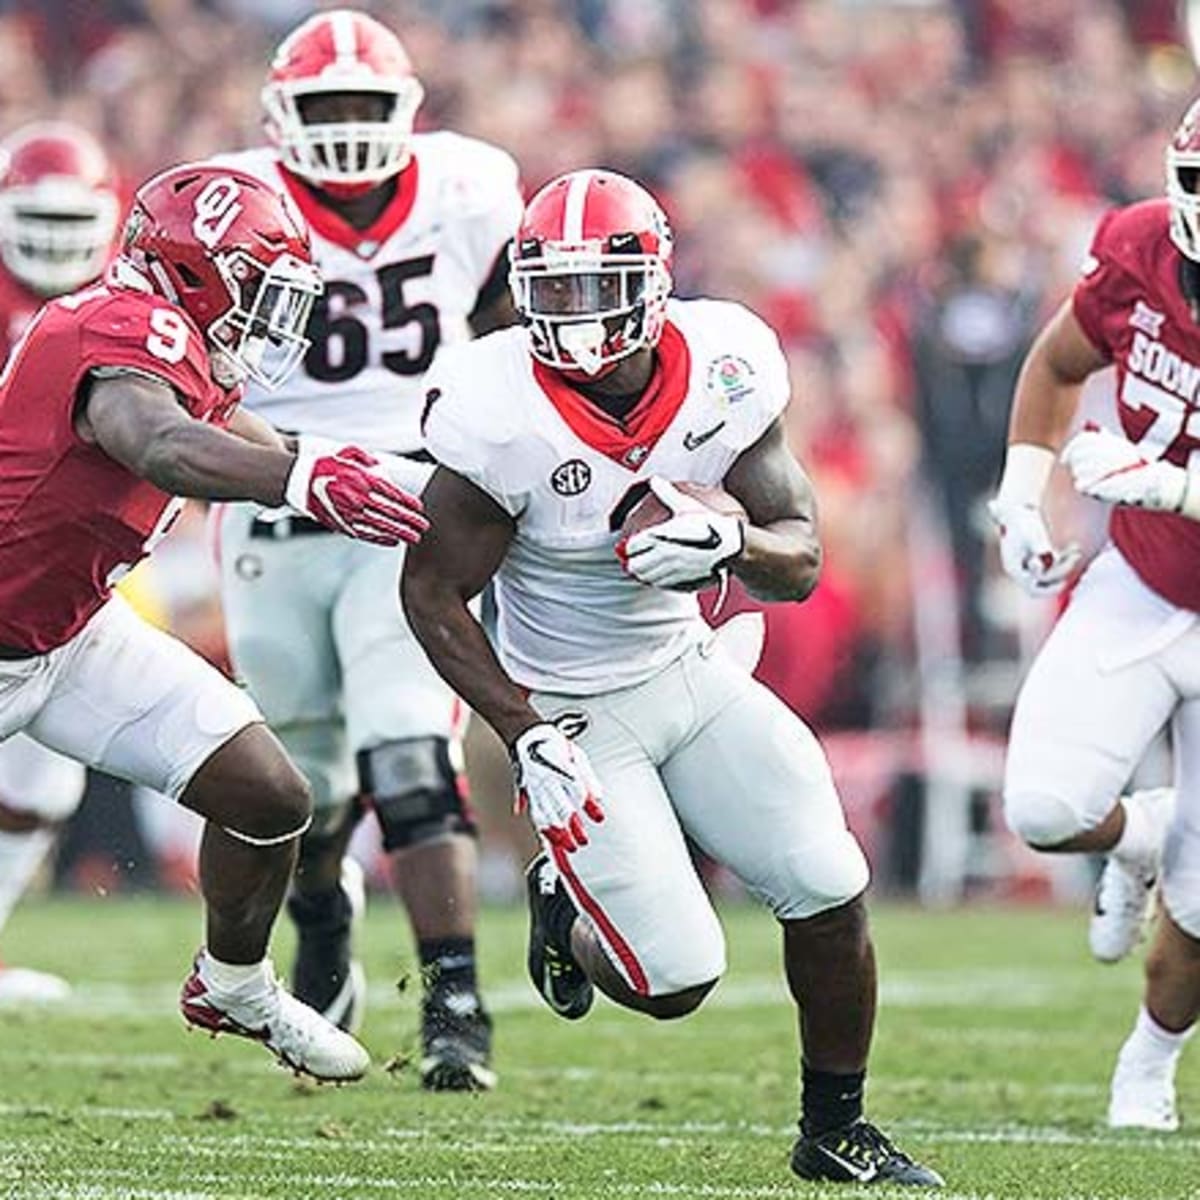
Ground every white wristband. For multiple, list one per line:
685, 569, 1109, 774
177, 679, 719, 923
996, 443, 1056, 507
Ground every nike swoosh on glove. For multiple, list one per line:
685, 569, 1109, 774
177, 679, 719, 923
285, 436, 429, 546
987, 496, 1081, 597
510, 723, 604, 854
1061, 427, 1189, 513
621, 477, 745, 589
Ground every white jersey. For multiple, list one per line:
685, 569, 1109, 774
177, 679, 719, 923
423, 298, 790, 693
212, 133, 522, 452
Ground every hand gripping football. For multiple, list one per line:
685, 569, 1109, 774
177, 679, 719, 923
619, 480, 748, 540
615, 480, 748, 591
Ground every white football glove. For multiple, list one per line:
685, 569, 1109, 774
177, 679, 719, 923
621, 477, 745, 590
285, 436, 429, 546
1061, 427, 1190, 513
987, 496, 1081, 597
510, 722, 605, 854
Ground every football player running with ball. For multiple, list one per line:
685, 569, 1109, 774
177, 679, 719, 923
403, 169, 942, 1186
0, 121, 121, 1005
990, 99, 1200, 1131
0, 161, 428, 1080
210, 9, 522, 1090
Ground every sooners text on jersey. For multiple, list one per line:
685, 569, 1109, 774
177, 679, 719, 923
1074, 198, 1200, 612
422, 297, 789, 694
0, 279, 236, 651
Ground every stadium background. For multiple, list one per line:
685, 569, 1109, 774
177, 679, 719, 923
3, 0, 1193, 905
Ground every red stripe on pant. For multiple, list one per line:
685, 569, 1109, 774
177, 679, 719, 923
551, 843, 650, 996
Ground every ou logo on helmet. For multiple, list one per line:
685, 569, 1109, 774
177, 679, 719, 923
192, 177, 244, 250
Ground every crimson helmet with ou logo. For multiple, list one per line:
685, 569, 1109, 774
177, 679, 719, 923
120, 163, 323, 391
509, 169, 674, 378
0, 121, 121, 297
1167, 97, 1200, 261
262, 8, 424, 194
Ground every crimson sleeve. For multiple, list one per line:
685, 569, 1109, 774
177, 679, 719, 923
1071, 209, 1139, 360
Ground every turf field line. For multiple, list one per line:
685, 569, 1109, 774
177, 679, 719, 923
1, 966, 1132, 1018
0, 1050, 1116, 1098
2, 1115, 1198, 1153
0, 1163, 1164, 1200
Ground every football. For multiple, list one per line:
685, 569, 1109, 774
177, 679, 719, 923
618, 480, 748, 541
616, 481, 748, 591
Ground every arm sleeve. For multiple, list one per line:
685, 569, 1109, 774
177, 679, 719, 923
458, 147, 524, 299
77, 296, 215, 417
1072, 209, 1136, 360
421, 360, 527, 516
732, 305, 792, 448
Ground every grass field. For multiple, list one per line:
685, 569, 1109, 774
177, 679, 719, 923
0, 897, 1196, 1200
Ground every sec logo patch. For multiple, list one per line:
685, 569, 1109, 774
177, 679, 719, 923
551, 459, 592, 496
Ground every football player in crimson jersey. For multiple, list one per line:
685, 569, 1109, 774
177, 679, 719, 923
208, 8, 521, 1090
403, 169, 942, 1186
0, 159, 430, 1081
989, 99, 1200, 1131
0, 121, 121, 1005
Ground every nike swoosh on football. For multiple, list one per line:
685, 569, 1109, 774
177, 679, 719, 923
655, 526, 721, 551
683, 421, 726, 450
527, 739, 573, 780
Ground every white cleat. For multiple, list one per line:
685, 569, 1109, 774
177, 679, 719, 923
1108, 1055, 1179, 1132
0, 964, 70, 1005
180, 953, 370, 1082
1089, 788, 1175, 964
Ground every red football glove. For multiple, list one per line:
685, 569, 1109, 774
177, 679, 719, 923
285, 436, 429, 546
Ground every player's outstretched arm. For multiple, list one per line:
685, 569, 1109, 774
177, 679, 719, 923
722, 417, 822, 603
81, 373, 427, 545
989, 300, 1106, 596
81, 372, 294, 503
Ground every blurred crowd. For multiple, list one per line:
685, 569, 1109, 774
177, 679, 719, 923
0, 1, 1193, 834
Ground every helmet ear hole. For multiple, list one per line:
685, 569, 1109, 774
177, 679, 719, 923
175, 262, 203, 289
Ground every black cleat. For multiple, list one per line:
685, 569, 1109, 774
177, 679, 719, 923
791, 1120, 944, 1187
287, 858, 366, 1035
420, 989, 497, 1092
525, 854, 592, 1021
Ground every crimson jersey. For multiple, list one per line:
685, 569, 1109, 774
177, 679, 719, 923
0, 263, 46, 364
1073, 199, 1200, 612
0, 278, 237, 651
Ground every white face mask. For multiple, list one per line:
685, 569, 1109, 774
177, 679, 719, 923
206, 249, 323, 391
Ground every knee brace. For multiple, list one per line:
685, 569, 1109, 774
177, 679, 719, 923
358, 737, 476, 852
1003, 789, 1086, 849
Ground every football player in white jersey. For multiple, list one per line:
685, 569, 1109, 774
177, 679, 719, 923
210, 9, 522, 1091
403, 169, 943, 1187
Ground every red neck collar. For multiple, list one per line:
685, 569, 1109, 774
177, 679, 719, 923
278, 159, 420, 257
532, 322, 691, 471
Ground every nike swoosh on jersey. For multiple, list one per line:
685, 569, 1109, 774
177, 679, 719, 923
654, 526, 722, 551
683, 421, 726, 450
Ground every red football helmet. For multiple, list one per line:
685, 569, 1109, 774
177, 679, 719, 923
262, 8, 424, 193
509, 170, 673, 377
1168, 98, 1200, 261
0, 121, 120, 297
119, 163, 322, 391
